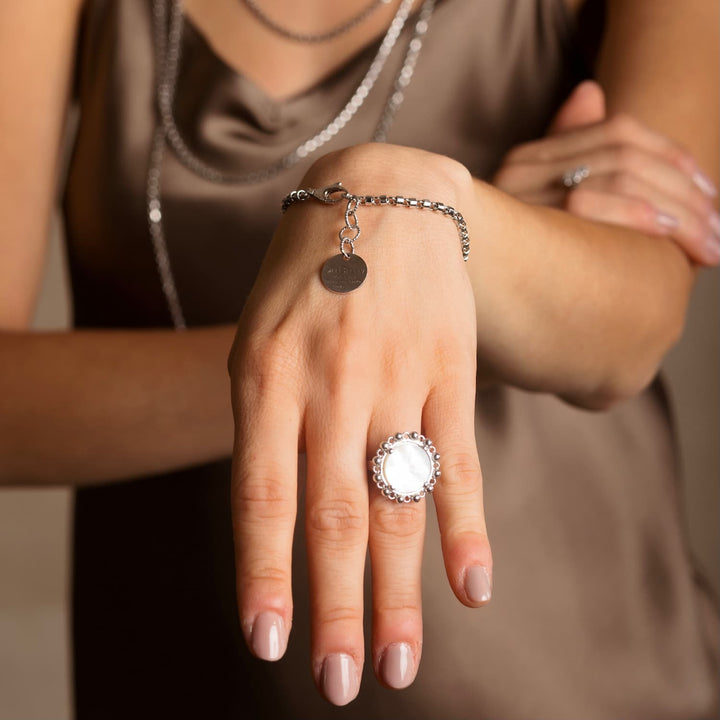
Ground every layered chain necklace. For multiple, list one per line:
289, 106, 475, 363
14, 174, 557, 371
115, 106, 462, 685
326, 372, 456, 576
147, 0, 436, 329
242, 0, 393, 44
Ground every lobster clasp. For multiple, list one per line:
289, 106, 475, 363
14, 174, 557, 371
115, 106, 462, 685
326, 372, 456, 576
307, 182, 347, 203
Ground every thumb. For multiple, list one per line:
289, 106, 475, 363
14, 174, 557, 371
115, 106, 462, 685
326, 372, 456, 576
548, 80, 606, 134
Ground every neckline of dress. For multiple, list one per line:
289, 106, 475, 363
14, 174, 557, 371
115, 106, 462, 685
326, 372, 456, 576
179, 0, 450, 112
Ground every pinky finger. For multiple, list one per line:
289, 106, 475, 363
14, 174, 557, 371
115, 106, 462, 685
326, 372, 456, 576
422, 380, 493, 608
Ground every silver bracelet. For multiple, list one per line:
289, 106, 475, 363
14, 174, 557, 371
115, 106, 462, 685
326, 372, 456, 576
281, 182, 470, 294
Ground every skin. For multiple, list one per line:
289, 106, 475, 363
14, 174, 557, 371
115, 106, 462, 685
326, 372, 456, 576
0, 0, 717, 707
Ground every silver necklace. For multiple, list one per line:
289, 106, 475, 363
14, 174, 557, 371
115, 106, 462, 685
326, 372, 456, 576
242, 0, 393, 44
147, 0, 436, 329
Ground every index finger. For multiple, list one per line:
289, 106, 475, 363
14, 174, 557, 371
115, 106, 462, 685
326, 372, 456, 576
231, 355, 301, 662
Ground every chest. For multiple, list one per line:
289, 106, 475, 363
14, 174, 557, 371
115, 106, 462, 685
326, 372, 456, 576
182, 0, 583, 100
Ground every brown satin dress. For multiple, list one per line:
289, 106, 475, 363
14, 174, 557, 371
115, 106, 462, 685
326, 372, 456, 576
64, 1, 719, 718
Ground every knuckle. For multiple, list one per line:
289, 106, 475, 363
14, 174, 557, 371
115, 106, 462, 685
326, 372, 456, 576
440, 450, 483, 497
307, 495, 367, 539
664, 143, 692, 170
372, 501, 424, 541
375, 596, 422, 616
234, 332, 302, 401
628, 199, 657, 228
432, 335, 475, 379
317, 605, 364, 627
608, 112, 638, 140
613, 144, 638, 170
245, 565, 289, 587
234, 475, 294, 522
608, 170, 634, 195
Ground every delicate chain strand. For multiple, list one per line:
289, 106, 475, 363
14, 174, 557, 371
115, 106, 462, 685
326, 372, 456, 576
282, 185, 471, 262
147, 126, 188, 329
147, 0, 436, 328
372, 0, 434, 141
148, 0, 187, 328
156, 0, 420, 184
242, 0, 392, 44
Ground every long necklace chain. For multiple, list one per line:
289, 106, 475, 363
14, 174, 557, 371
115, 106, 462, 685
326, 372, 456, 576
147, 0, 436, 329
242, 0, 393, 44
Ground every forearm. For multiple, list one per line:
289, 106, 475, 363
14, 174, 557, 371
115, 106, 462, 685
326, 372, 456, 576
470, 178, 693, 407
0, 325, 235, 485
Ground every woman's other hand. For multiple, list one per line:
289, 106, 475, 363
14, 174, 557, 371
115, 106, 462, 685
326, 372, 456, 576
227, 145, 491, 705
493, 80, 720, 266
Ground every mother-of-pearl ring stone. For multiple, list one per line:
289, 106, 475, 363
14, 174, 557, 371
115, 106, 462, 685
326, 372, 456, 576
371, 432, 441, 503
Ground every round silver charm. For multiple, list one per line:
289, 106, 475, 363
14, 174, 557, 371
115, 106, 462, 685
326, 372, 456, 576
321, 253, 367, 293
371, 432, 441, 503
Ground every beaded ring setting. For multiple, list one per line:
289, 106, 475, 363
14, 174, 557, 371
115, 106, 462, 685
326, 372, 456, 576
371, 431, 441, 503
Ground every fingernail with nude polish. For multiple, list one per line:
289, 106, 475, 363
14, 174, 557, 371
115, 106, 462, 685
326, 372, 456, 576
656, 212, 680, 230
692, 170, 718, 198
381, 642, 415, 689
465, 565, 492, 604
322, 654, 359, 706
250, 611, 287, 661
704, 235, 720, 264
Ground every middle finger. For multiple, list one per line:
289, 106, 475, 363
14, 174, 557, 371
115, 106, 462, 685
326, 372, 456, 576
305, 396, 370, 707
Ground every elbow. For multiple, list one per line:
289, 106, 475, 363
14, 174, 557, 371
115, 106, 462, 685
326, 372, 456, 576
565, 302, 687, 412
565, 365, 663, 412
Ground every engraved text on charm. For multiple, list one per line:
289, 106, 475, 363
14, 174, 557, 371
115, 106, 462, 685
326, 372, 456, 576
371, 432, 441, 503
321, 253, 367, 293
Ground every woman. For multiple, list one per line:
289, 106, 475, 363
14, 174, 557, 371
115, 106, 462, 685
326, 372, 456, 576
0, 0, 717, 717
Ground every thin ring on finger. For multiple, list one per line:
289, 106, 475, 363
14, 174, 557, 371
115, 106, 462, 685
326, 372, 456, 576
561, 164, 591, 189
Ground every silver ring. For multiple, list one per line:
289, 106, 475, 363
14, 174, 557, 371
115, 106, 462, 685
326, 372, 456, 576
371, 431, 440, 503
561, 164, 591, 188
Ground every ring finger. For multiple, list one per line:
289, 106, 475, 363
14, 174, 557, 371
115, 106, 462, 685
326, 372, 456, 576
367, 399, 427, 690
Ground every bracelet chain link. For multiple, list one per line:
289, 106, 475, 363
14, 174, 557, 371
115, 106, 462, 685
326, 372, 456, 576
282, 183, 471, 262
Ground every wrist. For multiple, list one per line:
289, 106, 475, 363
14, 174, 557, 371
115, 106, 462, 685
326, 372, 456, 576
303, 143, 475, 211
292, 144, 476, 270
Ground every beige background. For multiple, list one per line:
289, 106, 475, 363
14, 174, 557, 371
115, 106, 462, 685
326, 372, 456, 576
0, 226, 718, 719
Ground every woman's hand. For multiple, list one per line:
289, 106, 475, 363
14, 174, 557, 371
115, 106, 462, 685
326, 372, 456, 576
228, 145, 491, 705
493, 80, 720, 266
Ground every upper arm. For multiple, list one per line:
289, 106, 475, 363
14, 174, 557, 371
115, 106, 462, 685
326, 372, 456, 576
596, 0, 718, 191
0, 0, 84, 328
